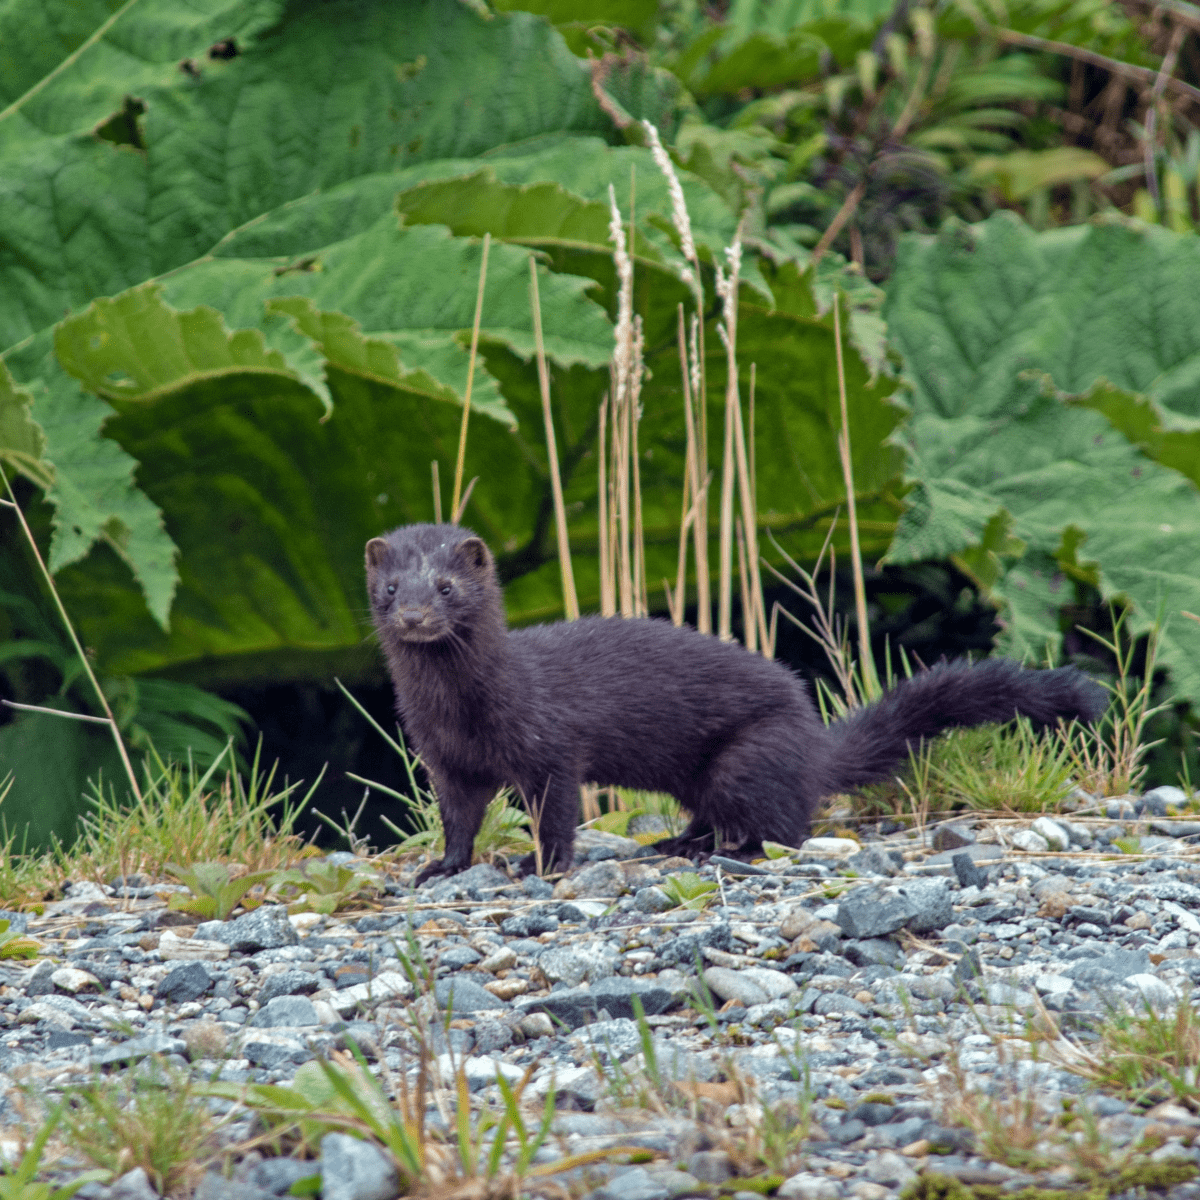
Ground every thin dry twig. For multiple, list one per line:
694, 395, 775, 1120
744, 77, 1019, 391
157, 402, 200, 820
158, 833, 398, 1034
528, 258, 579, 621
451, 232, 491, 523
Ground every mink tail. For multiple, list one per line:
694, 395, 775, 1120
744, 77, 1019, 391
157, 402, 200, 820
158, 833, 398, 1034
825, 658, 1107, 792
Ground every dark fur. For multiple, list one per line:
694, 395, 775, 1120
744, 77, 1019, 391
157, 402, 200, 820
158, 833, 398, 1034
366, 524, 1107, 882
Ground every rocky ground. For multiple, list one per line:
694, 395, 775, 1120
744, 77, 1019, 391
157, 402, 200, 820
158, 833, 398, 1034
6, 787, 1200, 1200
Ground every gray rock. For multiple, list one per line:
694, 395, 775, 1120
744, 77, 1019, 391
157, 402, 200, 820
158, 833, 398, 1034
434, 976, 507, 1013
813, 993, 870, 1017
843, 937, 903, 968
500, 909, 559, 938
320, 1132, 399, 1200
688, 1151, 733, 1184
92, 1034, 188, 1067
250, 995, 320, 1027
258, 969, 321, 1005
573, 828, 641, 860
1032, 817, 1070, 851
156, 962, 214, 1004
523, 977, 673, 1029
710, 855, 768, 876
438, 945, 482, 969
594, 1167, 671, 1200
247, 1158, 322, 1196
472, 1019, 514, 1054
627, 813, 669, 836
925, 843, 1004, 867
1011, 829, 1049, 853
108, 1168, 160, 1200
194, 1171, 272, 1200
702, 967, 768, 1007
244, 1039, 310, 1069
218, 906, 297, 953
835, 888, 915, 939
893, 878, 953, 933
574, 1017, 643, 1062
1125, 973, 1177, 1007
1142, 786, 1189, 815
522, 875, 554, 899
652, 1038, 716, 1082
658, 921, 733, 967
568, 860, 626, 897
633, 886, 674, 914
932, 824, 976, 853
952, 852, 988, 890
845, 847, 901, 877
539, 944, 617, 987
24, 959, 56, 997
1063, 950, 1151, 986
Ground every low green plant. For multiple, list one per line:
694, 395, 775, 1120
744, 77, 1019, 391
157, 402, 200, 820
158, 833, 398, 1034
164, 861, 274, 920
61, 1062, 218, 1196
61, 741, 317, 885
270, 860, 383, 916
660, 872, 718, 911
926, 718, 1076, 814
1051, 993, 1200, 1108
0, 917, 39, 960
0, 1104, 106, 1200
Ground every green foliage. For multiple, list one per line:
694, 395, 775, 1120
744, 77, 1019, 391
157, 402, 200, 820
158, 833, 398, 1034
164, 861, 274, 921
0, 1106, 106, 1200
0, 917, 40, 961
270, 860, 383, 916
659, 871, 718, 910
884, 213, 1200, 706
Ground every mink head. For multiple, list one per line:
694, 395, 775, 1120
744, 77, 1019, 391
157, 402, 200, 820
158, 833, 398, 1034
365, 524, 496, 644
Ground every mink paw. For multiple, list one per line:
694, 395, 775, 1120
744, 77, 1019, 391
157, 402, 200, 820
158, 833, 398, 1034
413, 857, 466, 886
650, 833, 715, 860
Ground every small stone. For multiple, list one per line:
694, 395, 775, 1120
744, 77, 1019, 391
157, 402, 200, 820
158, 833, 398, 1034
92, 1033, 189, 1067
439, 945, 482, 969
557, 860, 626, 899
220, 905, 298, 953
634, 886, 674, 914
1032, 817, 1071, 851
836, 888, 915, 939
932, 823, 976, 852
801, 837, 860, 855
258, 970, 321, 1005
1011, 829, 1050, 853
23, 960, 57, 997
845, 846, 901, 877
248, 1158, 321, 1196
951, 852, 987, 890
478, 946, 516, 973
593, 1166, 670, 1200
330, 971, 414, 1016
779, 906, 817, 940
182, 1020, 228, 1060
483, 977, 527, 1000
894, 877, 953, 933
472, 1019, 513, 1054
687, 1152, 733, 1184
1126, 911, 1154, 930
158, 932, 230, 962
320, 1131, 399, 1200
702, 967, 768, 1007
193, 1171, 268, 1200
738, 966, 798, 999
499, 910, 559, 938
108, 1167, 160, 1200
1143, 785, 1189, 814
1126, 973, 1177, 1007
156, 962, 215, 1004
849, 1183, 889, 1200
778, 1173, 840, 1200
519, 1012, 554, 1038
865, 1151, 916, 1187
434, 976, 507, 1014
251, 995, 320, 1027
51, 967, 102, 995
539, 944, 616, 987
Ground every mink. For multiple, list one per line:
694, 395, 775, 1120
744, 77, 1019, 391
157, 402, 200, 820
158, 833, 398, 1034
365, 523, 1107, 883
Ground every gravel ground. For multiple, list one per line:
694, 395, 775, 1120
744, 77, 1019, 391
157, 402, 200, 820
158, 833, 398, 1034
7, 787, 1200, 1200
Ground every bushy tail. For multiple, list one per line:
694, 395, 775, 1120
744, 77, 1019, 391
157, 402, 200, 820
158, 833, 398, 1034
826, 658, 1107, 792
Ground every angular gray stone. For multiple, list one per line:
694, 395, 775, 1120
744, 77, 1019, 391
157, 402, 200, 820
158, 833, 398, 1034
835, 888, 915, 939
893, 877, 953, 933
539, 944, 616, 987
658, 921, 732, 967
845, 847, 901, 877
108, 1167, 160, 1200
247, 1158, 322, 1196
813, 992, 870, 1017
92, 1033, 188, 1067
633, 886, 674, 914
952, 852, 987, 890
472, 1019, 514, 1054
438, 945, 482, 969
194, 1171, 273, 1200
1031, 817, 1070, 851
434, 976, 507, 1013
156, 961, 214, 1004
250, 995, 320, 1027
843, 937, 903, 968
1063, 950, 1151, 986
258, 969, 321, 1006
522, 977, 673, 1029
24, 959, 56, 997
688, 1151, 733, 1184
709, 855, 768, 876
568, 860, 626, 898
212, 905, 297, 952
925, 843, 1003, 867
320, 1132, 399, 1200
593, 1167, 671, 1200
932, 824, 976, 853
500, 909, 559, 938
702, 967, 768, 1007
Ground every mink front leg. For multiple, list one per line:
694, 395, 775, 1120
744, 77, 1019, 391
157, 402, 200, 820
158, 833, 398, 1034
414, 772, 495, 886
516, 775, 579, 877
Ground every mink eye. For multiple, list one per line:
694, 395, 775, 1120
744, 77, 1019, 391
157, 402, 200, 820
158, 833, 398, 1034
440, 584, 452, 596
386, 584, 396, 595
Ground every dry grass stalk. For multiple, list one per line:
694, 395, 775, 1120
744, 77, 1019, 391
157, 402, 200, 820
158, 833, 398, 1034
678, 305, 711, 633
832, 292, 880, 699
0, 463, 142, 802
431, 459, 442, 524
451, 231, 491, 522
597, 395, 615, 619
528, 257, 579, 621
715, 230, 744, 642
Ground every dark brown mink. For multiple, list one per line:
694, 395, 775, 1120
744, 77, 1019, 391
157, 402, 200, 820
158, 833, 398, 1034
365, 523, 1107, 884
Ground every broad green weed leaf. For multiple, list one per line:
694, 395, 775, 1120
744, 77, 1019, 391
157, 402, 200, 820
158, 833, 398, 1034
0, 361, 53, 490
885, 213, 1200, 702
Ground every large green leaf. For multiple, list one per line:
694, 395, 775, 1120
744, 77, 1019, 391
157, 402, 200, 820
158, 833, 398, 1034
0, 0, 621, 622
884, 212, 1200, 702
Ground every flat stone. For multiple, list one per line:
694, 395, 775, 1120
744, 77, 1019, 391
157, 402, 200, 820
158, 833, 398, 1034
932, 824, 976, 853
593, 1166, 671, 1200
93, 1033, 188, 1067
688, 1151, 733, 1184
539, 943, 617, 987
658, 922, 733, 967
50, 967, 102, 994
433, 976, 507, 1014
893, 878, 953, 933
250, 995, 320, 1027
500, 909, 560, 938
1126, 973, 1177, 1007
801, 837, 860, 855
158, 932, 230, 962
258, 969, 321, 1005
247, 1158, 321, 1195
331, 971, 414, 1016
709, 856, 768, 876
702, 966, 768, 1007
633, 886, 674, 914
836, 888, 915, 939
1031, 817, 1070, 851
215, 905, 298, 953
1011, 830, 1049, 853
193, 1171, 273, 1200
320, 1131, 399, 1200
924, 843, 1004, 867
108, 1167, 160, 1200
558, 860, 626, 899
522, 977, 673, 1029
156, 961, 215, 1004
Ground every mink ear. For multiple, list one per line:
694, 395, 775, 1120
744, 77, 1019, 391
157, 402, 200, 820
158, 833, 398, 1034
455, 536, 490, 573
365, 538, 390, 571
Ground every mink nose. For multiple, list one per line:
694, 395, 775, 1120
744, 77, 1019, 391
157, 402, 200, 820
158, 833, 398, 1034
399, 608, 425, 628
